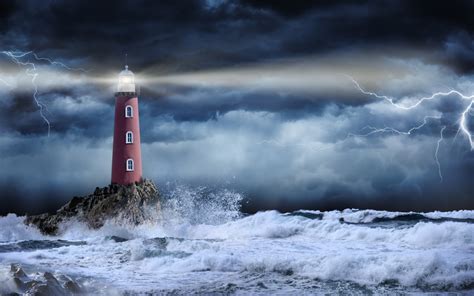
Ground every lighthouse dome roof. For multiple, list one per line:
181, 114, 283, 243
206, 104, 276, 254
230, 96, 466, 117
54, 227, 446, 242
117, 65, 136, 93
119, 65, 134, 76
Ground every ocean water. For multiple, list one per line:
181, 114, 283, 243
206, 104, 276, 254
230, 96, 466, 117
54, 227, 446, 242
0, 187, 473, 295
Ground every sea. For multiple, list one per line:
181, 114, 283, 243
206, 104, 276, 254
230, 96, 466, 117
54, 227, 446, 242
0, 186, 473, 295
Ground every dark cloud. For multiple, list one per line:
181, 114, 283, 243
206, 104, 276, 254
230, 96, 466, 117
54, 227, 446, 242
0, 1, 17, 32
240, 0, 361, 17
1, 0, 474, 215
3, 0, 474, 73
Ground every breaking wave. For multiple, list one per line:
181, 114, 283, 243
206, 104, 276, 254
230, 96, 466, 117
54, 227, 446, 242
0, 188, 473, 294
293, 208, 474, 224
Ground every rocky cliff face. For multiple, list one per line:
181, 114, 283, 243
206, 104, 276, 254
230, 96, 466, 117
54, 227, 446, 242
25, 179, 161, 235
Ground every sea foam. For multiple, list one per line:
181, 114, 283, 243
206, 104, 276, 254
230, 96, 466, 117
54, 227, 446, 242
0, 187, 472, 293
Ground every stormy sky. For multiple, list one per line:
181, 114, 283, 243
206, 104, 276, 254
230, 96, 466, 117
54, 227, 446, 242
1, 0, 474, 215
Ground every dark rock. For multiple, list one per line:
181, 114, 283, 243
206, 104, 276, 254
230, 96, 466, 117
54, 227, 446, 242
25, 280, 41, 290
41, 272, 64, 295
64, 280, 81, 293
25, 179, 161, 235
108, 235, 129, 243
27, 283, 47, 295
8, 264, 83, 295
11, 263, 27, 279
257, 282, 268, 289
65, 196, 82, 211
44, 272, 60, 285
13, 277, 26, 290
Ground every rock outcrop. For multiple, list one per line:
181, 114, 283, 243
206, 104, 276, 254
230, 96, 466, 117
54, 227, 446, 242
25, 179, 161, 235
10, 264, 82, 295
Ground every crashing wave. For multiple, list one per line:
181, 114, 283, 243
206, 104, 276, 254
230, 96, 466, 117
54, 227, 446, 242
0, 188, 472, 293
293, 209, 474, 224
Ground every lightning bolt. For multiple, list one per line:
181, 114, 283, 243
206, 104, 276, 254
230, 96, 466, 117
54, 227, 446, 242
0, 76, 13, 88
348, 76, 474, 182
29, 52, 88, 73
460, 99, 474, 150
0, 51, 86, 136
435, 126, 446, 182
260, 76, 472, 182
347, 115, 451, 182
348, 115, 442, 138
1, 51, 51, 136
348, 75, 474, 150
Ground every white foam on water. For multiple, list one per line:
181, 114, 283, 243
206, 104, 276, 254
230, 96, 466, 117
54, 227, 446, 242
0, 214, 44, 242
0, 187, 473, 294
297, 208, 474, 223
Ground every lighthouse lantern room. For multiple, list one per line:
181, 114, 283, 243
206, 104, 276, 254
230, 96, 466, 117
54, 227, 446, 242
111, 65, 143, 184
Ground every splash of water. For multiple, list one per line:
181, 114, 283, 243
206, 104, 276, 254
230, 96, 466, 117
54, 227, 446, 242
160, 184, 243, 225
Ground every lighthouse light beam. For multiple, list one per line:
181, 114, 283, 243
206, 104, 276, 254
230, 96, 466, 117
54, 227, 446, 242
140, 57, 474, 181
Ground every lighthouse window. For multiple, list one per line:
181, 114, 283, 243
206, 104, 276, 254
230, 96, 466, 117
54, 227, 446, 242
126, 131, 133, 144
126, 159, 134, 171
125, 105, 133, 118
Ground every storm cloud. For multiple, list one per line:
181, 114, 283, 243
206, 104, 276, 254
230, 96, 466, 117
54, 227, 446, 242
0, 0, 473, 214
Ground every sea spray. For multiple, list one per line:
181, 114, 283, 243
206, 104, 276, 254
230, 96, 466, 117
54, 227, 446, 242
0, 192, 473, 294
160, 183, 243, 225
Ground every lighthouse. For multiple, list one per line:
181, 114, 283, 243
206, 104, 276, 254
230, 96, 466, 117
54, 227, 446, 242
111, 65, 143, 184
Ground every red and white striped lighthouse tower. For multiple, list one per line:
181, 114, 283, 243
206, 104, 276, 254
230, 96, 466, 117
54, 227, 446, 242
111, 65, 143, 184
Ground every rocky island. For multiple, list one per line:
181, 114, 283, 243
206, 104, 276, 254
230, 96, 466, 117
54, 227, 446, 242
25, 179, 161, 235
